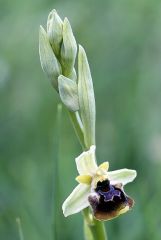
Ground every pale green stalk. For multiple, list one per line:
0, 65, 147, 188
16, 218, 24, 240
83, 208, 107, 240
52, 104, 62, 240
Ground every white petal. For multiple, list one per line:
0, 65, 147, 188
75, 145, 97, 175
62, 184, 90, 217
108, 168, 137, 186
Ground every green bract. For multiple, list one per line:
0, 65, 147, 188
78, 46, 96, 148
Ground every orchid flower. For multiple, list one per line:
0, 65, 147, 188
62, 145, 137, 221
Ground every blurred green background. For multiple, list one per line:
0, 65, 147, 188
1, 0, 161, 239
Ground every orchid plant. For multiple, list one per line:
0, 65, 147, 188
39, 9, 137, 240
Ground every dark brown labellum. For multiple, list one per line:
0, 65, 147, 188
88, 179, 134, 221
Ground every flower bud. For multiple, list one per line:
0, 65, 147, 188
58, 75, 79, 112
47, 9, 63, 57
39, 26, 62, 90
60, 18, 77, 77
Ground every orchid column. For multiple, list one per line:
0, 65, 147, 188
39, 9, 137, 240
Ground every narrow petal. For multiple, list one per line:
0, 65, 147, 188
75, 145, 97, 175
62, 184, 90, 217
108, 169, 137, 186
76, 175, 92, 185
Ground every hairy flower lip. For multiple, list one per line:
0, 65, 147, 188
62, 145, 137, 220
88, 179, 134, 221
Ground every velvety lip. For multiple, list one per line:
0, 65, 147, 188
88, 179, 134, 221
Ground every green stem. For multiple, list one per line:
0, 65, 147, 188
68, 110, 86, 150
83, 208, 107, 240
52, 104, 62, 240
16, 218, 24, 240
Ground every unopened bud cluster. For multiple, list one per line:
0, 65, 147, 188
39, 10, 77, 89
39, 9, 96, 148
